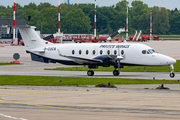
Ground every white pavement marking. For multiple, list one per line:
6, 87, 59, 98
0, 113, 27, 120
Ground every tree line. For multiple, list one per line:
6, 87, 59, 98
0, 0, 180, 35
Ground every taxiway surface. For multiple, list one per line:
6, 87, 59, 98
1, 85, 180, 120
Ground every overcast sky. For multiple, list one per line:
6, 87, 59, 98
1, 0, 179, 10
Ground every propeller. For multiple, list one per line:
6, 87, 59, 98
115, 47, 124, 71
106, 48, 124, 71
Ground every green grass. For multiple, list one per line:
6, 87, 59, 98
0, 63, 18, 66
115, 34, 180, 40
116, 34, 180, 38
158, 35, 180, 38
0, 75, 179, 86
45, 60, 180, 72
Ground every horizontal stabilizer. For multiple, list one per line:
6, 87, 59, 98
29, 47, 45, 53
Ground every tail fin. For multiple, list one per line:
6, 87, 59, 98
18, 26, 44, 50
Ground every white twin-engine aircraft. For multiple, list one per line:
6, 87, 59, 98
19, 26, 176, 77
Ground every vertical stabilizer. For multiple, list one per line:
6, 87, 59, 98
19, 26, 44, 50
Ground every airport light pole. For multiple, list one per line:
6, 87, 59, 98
13, 0, 16, 45
58, 0, 62, 43
150, 9, 152, 40
126, 1, 128, 40
94, 0, 97, 38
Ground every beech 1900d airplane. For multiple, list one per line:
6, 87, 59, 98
18, 26, 176, 77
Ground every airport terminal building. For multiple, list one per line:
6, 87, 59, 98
0, 19, 26, 44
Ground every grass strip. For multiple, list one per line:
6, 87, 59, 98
45, 60, 180, 72
0, 63, 17, 66
117, 34, 180, 39
0, 75, 179, 86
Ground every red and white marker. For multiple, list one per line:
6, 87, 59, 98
13, 0, 16, 44
126, 1, 128, 40
58, 0, 60, 34
150, 9, 152, 40
94, 0, 96, 38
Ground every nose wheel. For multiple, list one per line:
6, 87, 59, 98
87, 70, 94, 76
170, 72, 175, 78
169, 64, 175, 78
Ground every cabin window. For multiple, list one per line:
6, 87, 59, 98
100, 50, 103, 55
72, 50, 75, 55
114, 50, 117, 55
86, 50, 89, 55
142, 50, 146, 54
121, 50, 124, 55
79, 50, 82, 55
93, 50, 96, 55
107, 50, 110, 55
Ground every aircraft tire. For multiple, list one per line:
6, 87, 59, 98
87, 70, 94, 76
113, 70, 119, 76
170, 72, 175, 78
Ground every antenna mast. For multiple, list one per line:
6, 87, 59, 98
126, 1, 128, 40
94, 0, 96, 38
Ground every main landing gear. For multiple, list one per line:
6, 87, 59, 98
87, 70, 94, 76
170, 64, 175, 78
113, 69, 120, 76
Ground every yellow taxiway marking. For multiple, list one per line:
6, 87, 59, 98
0, 91, 78, 110
0, 90, 109, 112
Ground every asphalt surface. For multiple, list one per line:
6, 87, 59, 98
0, 41, 180, 120
1, 85, 180, 120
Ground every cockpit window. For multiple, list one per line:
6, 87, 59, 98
148, 49, 156, 54
142, 49, 156, 54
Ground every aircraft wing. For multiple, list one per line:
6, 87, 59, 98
58, 49, 102, 64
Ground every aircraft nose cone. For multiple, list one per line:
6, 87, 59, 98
169, 57, 176, 64
158, 54, 176, 65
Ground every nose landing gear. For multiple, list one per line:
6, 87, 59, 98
170, 64, 175, 78
170, 72, 175, 78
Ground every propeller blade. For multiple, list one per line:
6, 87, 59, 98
118, 60, 120, 71
107, 55, 113, 60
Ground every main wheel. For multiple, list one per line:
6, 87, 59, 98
113, 70, 120, 76
87, 70, 94, 76
170, 72, 175, 78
